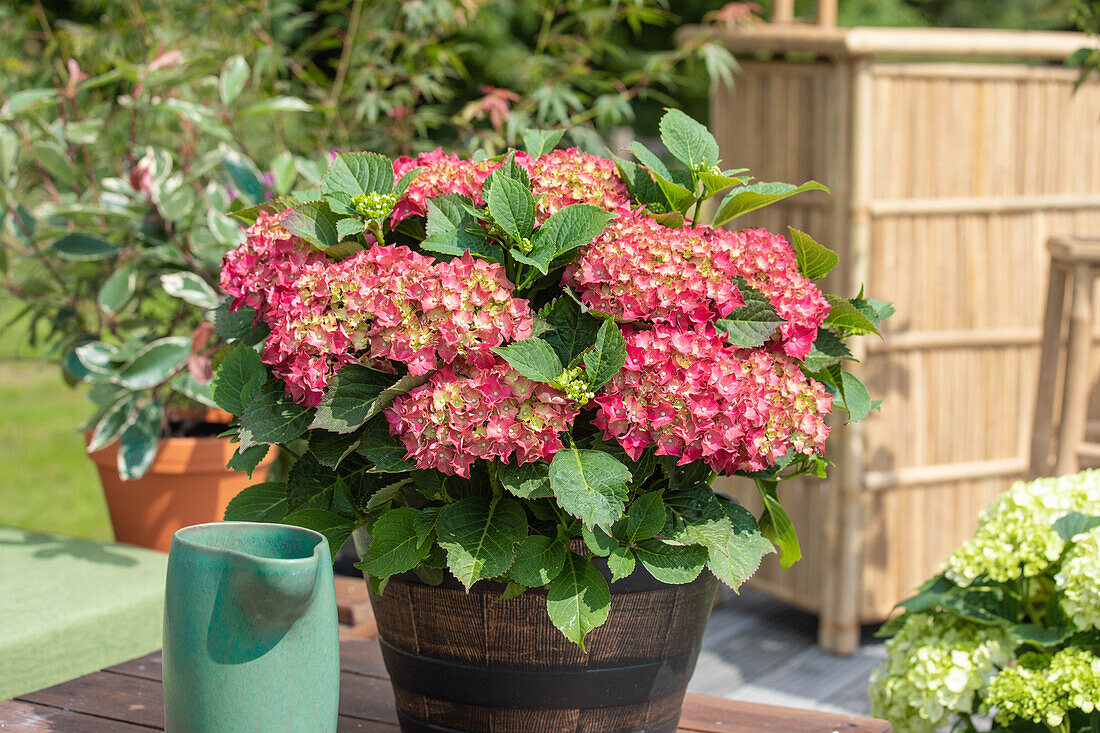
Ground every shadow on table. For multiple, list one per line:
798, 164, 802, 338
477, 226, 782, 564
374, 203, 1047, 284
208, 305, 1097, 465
0, 529, 139, 567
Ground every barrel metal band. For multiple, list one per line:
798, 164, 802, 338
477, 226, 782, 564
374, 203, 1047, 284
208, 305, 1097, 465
395, 709, 682, 733
379, 638, 697, 709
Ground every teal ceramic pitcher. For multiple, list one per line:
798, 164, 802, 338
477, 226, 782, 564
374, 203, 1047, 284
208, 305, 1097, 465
162, 522, 339, 733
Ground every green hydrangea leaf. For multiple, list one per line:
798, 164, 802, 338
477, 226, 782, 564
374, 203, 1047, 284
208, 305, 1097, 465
659, 108, 719, 169
322, 152, 393, 197
824, 295, 881, 337
309, 430, 362, 469
311, 364, 402, 434
712, 181, 829, 227
755, 480, 801, 569
539, 296, 603, 367
788, 227, 838, 281
549, 446, 631, 531
499, 460, 553, 499
663, 485, 732, 547
283, 200, 340, 249
613, 492, 666, 544
707, 499, 774, 590
523, 129, 565, 158
582, 319, 625, 390
239, 381, 314, 449
634, 539, 707, 584
607, 545, 636, 583
582, 524, 618, 557
227, 444, 270, 478
1053, 512, 1100, 542
715, 282, 786, 349
509, 534, 567, 587
492, 338, 563, 383
436, 496, 528, 589
357, 417, 418, 472
546, 552, 611, 651
223, 481, 289, 522
530, 203, 614, 261
487, 174, 536, 242
356, 507, 434, 578
210, 344, 266, 417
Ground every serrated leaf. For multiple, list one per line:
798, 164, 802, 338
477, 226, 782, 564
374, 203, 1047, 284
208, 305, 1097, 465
546, 552, 610, 650
115, 337, 191, 390
227, 444, 270, 478
283, 200, 340, 249
582, 319, 625, 389
356, 507, 433, 578
499, 460, 553, 499
801, 329, 852, 371
117, 401, 163, 480
707, 499, 774, 590
487, 174, 536, 241
282, 508, 353, 562
219, 55, 249, 106
1053, 512, 1100, 542
613, 492, 666, 544
357, 417, 417, 472
582, 524, 618, 557
336, 218, 366, 240
311, 364, 400, 433
523, 129, 566, 158
160, 272, 220, 309
612, 154, 668, 211
1009, 624, 1074, 648
539, 296, 603, 366
816, 365, 872, 422
224, 481, 288, 522
715, 282, 785, 348
627, 142, 694, 211
712, 181, 828, 227
499, 582, 527, 601
492, 338, 563, 383
549, 446, 631, 531
607, 546, 636, 582
436, 497, 528, 589
824, 296, 880, 337
239, 381, 313, 449
530, 203, 614, 261
663, 485, 732, 547
422, 195, 503, 263
51, 233, 118, 261
322, 152, 393, 198
309, 430, 362, 469
98, 266, 136, 314
788, 228, 838, 281
509, 534, 567, 587
210, 345, 266, 417
634, 540, 707, 584
659, 108, 719, 169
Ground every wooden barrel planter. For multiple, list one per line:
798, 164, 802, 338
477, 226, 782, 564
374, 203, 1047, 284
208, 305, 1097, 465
367, 563, 718, 733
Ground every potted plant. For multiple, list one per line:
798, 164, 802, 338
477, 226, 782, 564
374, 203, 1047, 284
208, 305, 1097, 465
0, 52, 315, 551
214, 109, 888, 732
870, 470, 1100, 733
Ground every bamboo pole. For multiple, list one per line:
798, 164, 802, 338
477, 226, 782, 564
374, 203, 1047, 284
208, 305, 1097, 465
772, 0, 795, 24
817, 0, 838, 28
1056, 263, 1095, 475
864, 457, 1028, 491
1030, 261, 1067, 478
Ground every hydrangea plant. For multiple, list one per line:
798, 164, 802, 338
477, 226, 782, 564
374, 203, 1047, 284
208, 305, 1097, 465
870, 471, 1100, 732
212, 109, 888, 647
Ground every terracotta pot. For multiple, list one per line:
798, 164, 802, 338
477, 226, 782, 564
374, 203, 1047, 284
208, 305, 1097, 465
87, 429, 274, 553
366, 549, 718, 733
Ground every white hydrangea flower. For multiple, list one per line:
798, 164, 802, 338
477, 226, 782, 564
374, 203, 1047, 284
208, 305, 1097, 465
1056, 525, 1100, 631
869, 612, 1013, 732
945, 471, 1100, 586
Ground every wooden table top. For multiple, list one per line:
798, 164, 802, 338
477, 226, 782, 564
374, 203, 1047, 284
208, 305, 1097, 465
0, 638, 892, 732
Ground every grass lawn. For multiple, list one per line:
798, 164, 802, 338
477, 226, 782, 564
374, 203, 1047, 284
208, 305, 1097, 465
0, 359, 113, 541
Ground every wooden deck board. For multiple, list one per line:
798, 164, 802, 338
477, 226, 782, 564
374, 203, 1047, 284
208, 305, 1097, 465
690, 588, 884, 715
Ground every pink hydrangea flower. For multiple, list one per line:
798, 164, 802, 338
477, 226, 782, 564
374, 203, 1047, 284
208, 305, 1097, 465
520, 148, 631, 221
219, 210, 328, 315
385, 358, 578, 476
592, 323, 832, 474
702, 227, 830, 360
391, 148, 499, 223
564, 209, 745, 326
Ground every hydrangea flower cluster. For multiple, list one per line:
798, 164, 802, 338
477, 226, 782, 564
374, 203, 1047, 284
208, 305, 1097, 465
593, 324, 832, 474
983, 649, 1100, 728
945, 471, 1100, 586
518, 148, 632, 220
384, 359, 578, 477
868, 612, 1013, 733
391, 148, 498, 223
1055, 525, 1100, 631
565, 212, 829, 359
221, 223, 533, 405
